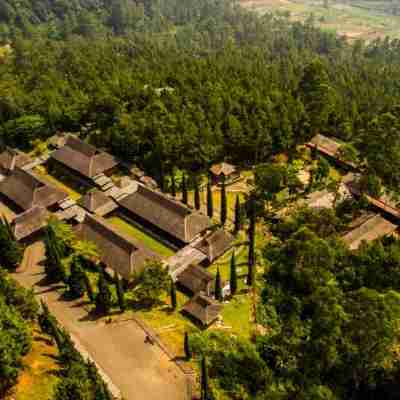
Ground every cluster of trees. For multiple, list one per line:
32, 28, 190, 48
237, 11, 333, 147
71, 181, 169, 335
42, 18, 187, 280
191, 203, 400, 399
0, 269, 37, 397
0, 216, 23, 270
38, 301, 112, 400
1, 1, 400, 189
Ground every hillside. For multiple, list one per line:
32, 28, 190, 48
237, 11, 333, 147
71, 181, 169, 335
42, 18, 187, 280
240, 0, 400, 40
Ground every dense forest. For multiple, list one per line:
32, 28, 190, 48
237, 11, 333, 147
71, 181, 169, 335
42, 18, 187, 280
2, 0, 400, 399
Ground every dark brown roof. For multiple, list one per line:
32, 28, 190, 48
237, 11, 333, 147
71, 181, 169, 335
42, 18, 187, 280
74, 214, 159, 279
78, 190, 117, 216
306, 134, 357, 169
12, 206, 49, 240
210, 162, 237, 177
118, 185, 210, 243
0, 168, 68, 211
51, 136, 118, 179
342, 214, 397, 250
177, 264, 213, 294
0, 147, 32, 173
182, 293, 222, 326
195, 229, 234, 262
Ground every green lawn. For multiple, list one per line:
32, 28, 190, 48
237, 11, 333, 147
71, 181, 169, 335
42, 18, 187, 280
13, 327, 60, 400
106, 216, 175, 258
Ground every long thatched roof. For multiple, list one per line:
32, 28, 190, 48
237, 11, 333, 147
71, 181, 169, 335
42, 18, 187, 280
118, 184, 210, 243
342, 214, 397, 250
0, 167, 68, 211
51, 136, 118, 179
74, 214, 159, 279
210, 162, 237, 177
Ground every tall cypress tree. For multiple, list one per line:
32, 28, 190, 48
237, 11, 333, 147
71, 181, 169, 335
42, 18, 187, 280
234, 195, 242, 234
68, 257, 86, 299
83, 270, 94, 302
171, 170, 176, 197
170, 278, 177, 310
230, 251, 237, 296
215, 267, 222, 301
247, 197, 256, 286
194, 175, 201, 210
201, 356, 209, 400
184, 331, 191, 360
96, 274, 112, 315
207, 178, 213, 218
115, 271, 126, 312
220, 174, 227, 225
182, 173, 188, 205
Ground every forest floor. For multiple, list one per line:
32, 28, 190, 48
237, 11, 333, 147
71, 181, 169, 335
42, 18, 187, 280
14, 242, 188, 400
240, 0, 400, 40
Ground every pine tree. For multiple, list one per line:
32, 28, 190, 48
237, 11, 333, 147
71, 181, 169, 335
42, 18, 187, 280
171, 170, 176, 197
201, 356, 209, 400
184, 331, 191, 360
234, 195, 242, 234
230, 251, 237, 296
170, 278, 177, 310
115, 271, 126, 312
207, 178, 213, 218
194, 175, 201, 210
215, 267, 222, 301
220, 174, 227, 225
247, 197, 256, 286
96, 274, 112, 315
182, 173, 188, 205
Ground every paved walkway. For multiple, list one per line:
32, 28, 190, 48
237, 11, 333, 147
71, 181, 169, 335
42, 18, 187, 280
14, 242, 188, 400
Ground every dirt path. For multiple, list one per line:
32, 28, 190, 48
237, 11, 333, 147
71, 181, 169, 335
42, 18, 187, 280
14, 242, 188, 400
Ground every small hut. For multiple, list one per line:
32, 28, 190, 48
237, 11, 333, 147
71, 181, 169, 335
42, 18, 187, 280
176, 264, 214, 296
78, 190, 118, 217
209, 162, 240, 185
182, 293, 222, 326
195, 228, 234, 263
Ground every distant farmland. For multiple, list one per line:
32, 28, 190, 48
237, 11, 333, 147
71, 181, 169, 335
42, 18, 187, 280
240, 0, 400, 41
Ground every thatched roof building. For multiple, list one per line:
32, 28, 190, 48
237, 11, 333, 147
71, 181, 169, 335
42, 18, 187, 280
78, 190, 118, 217
306, 134, 357, 169
12, 206, 49, 241
74, 214, 159, 279
118, 184, 210, 244
0, 147, 32, 174
182, 293, 222, 326
344, 174, 400, 220
176, 264, 213, 296
0, 167, 68, 211
210, 162, 240, 184
51, 136, 118, 179
195, 228, 234, 262
342, 214, 397, 250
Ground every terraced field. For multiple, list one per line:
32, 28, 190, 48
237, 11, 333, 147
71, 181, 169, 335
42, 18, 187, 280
241, 0, 400, 40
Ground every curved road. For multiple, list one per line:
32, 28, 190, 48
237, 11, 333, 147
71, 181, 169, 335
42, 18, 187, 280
14, 242, 188, 400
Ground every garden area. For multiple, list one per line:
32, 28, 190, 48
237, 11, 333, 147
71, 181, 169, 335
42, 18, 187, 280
106, 215, 175, 258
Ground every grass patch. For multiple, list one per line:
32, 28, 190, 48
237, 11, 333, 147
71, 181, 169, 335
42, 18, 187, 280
106, 216, 175, 258
34, 166, 83, 201
11, 327, 60, 400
